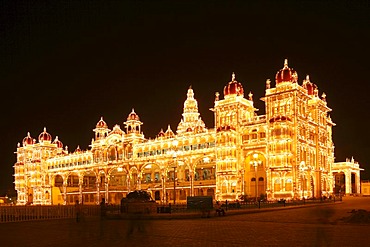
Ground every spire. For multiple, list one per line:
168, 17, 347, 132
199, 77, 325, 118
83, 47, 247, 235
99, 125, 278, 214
284, 58, 288, 68
232, 72, 236, 81
322, 92, 326, 101
266, 79, 271, 89
215, 92, 220, 101
248, 91, 253, 101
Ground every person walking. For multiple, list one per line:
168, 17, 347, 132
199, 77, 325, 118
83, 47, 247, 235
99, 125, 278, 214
75, 200, 81, 223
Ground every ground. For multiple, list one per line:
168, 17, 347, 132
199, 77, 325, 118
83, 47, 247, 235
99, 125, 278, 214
1, 196, 370, 246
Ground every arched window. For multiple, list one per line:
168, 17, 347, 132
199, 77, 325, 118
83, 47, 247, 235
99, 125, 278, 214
251, 177, 256, 182
258, 177, 264, 182
108, 146, 117, 161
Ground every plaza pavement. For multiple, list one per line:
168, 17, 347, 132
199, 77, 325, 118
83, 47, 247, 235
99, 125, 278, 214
1, 196, 370, 247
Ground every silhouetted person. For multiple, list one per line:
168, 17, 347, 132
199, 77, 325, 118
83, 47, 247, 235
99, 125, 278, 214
313, 206, 334, 246
215, 201, 225, 216
100, 198, 106, 218
75, 200, 81, 223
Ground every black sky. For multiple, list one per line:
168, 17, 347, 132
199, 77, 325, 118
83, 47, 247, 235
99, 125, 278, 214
1, 1, 369, 195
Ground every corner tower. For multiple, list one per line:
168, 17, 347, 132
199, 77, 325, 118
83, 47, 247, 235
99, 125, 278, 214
262, 59, 335, 200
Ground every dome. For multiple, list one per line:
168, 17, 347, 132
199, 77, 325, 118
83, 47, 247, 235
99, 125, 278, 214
275, 59, 298, 84
52, 136, 63, 148
22, 132, 34, 146
96, 117, 108, 128
127, 109, 140, 121
223, 72, 244, 97
38, 128, 52, 142
302, 75, 317, 96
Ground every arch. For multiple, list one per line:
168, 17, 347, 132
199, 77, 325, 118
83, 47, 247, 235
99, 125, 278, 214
67, 172, 80, 187
54, 174, 63, 187
82, 170, 97, 189
107, 145, 117, 161
109, 167, 128, 187
129, 167, 139, 190
140, 163, 161, 184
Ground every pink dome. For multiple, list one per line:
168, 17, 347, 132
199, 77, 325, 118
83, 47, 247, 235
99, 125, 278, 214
275, 59, 298, 84
22, 132, 34, 146
38, 128, 52, 142
52, 136, 63, 148
223, 72, 244, 97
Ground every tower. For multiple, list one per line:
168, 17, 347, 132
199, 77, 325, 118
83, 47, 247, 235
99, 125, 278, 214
177, 86, 206, 135
263, 59, 335, 199
213, 73, 257, 201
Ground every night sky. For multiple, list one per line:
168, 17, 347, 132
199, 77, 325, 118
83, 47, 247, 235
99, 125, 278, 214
1, 1, 369, 195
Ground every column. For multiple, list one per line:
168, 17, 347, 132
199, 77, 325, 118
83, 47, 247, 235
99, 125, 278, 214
105, 177, 109, 202
96, 181, 100, 205
161, 175, 166, 203
241, 170, 245, 195
63, 182, 67, 205
127, 175, 131, 193
345, 171, 351, 194
356, 171, 361, 194
190, 171, 194, 197
78, 176, 83, 204
138, 174, 142, 190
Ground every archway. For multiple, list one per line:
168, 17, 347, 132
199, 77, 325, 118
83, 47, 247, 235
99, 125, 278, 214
334, 172, 345, 195
54, 175, 63, 187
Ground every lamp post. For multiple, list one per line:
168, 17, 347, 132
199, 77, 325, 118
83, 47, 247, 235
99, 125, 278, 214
170, 139, 179, 205
250, 153, 262, 201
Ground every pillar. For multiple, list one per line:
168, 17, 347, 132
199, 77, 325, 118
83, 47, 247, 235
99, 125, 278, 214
138, 174, 142, 190
78, 176, 83, 204
96, 180, 100, 204
161, 175, 166, 203
105, 176, 109, 202
345, 171, 351, 194
63, 182, 67, 205
190, 171, 194, 197
356, 171, 361, 194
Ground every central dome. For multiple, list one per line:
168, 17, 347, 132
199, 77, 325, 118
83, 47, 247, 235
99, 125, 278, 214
275, 59, 298, 84
38, 128, 52, 143
223, 72, 244, 97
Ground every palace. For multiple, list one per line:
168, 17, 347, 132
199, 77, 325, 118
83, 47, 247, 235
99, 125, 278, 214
14, 60, 363, 205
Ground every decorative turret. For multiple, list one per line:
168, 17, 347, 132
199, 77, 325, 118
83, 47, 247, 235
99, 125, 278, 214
93, 117, 110, 140
165, 125, 175, 138
123, 109, 145, 143
177, 87, 206, 135
124, 109, 143, 134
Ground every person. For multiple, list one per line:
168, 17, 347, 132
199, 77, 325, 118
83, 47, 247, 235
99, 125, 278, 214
215, 201, 225, 216
75, 200, 81, 222
100, 198, 106, 218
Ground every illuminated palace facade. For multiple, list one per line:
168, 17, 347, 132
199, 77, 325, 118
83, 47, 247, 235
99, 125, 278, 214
14, 60, 363, 205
